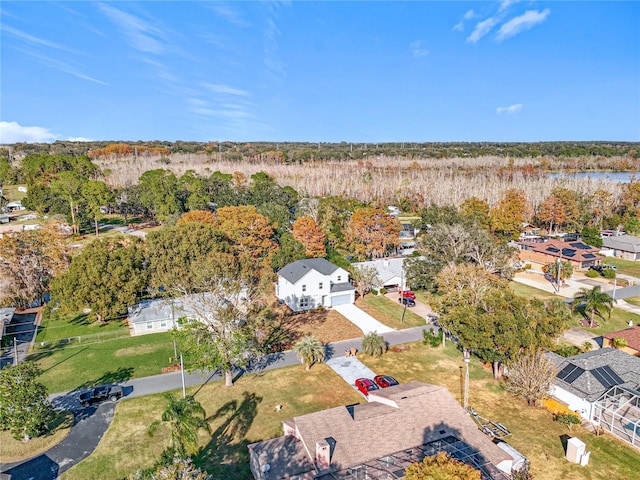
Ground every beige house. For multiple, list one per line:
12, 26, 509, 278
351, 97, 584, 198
247, 381, 514, 479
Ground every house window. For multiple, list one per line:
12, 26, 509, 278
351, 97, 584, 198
146, 322, 153, 330
319, 282, 323, 290
299, 297, 310, 308
337, 275, 342, 281
160, 320, 167, 328
302, 284, 306, 292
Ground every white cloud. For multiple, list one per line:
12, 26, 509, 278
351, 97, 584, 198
98, 3, 164, 54
202, 83, 249, 97
453, 9, 476, 31
409, 41, 430, 58
497, 9, 551, 42
496, 104, 524, 114
467, 16, 500, 43
208, 2, 249, 27
0, 121, 58, 143
66, 137, 93, 142
2, 25, 75, 53
498, 0, 520, 13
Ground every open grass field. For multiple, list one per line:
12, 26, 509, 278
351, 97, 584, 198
61, 364, 363, 480
356, 295, 425, 328
35, 313, 128, 344
0, 411, 74, 463
0, 184, 28, 201
624, 296, 640, 308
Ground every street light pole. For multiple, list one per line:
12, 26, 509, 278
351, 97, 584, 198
180, 353, 186, 399
463, 349, 470, 411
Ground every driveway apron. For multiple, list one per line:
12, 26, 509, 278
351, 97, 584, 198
325, 356, 377, 398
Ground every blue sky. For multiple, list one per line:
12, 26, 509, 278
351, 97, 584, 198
1, 1, 639, 143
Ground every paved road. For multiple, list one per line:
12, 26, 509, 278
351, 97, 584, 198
0, 326, 428, 480
0, 310, 38, 369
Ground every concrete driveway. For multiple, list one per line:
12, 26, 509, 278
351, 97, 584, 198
562, 328, 601, 349
325, 356, 378, 399
386, 292, 435, 320
333, 304, 394, 334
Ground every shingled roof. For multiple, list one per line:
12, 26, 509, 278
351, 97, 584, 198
277, 258, 340, 284
602, 234, 640, 253
549, 348, 640, 402
248, 381, 512, 479
602, 326, 640, 351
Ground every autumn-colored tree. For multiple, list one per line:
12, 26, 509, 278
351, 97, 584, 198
490, 189, 530, 239
549, 187, 581, 231
346, 207, 400, 259
537, 195, 567, 233
178, 210, 215, 224
590, 189, 614, 228
405, 452, 481, 480
213, 205, 277, 261
351, 265, 381, 298
292, 216, 326, 257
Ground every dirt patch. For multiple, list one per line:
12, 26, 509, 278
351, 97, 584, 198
114, 344, 158, 357
265, 304, 363, 351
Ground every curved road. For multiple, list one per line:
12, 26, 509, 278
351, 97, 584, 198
0, 326, 427, 480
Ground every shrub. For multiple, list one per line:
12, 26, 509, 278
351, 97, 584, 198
555, 413, 581, 431
603, 268, 616, 279
582, 341, 593, 352
554, 345, 581, 357
371, 289, 379, 296
585, 269, 599, 278
361, 331, 387, 356
379, 287, 387, 294
423, 328, 443, 348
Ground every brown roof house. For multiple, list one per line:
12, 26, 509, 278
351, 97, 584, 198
602, 326, 640, 356
247, 381, 515, 480
516, 239, 601, 271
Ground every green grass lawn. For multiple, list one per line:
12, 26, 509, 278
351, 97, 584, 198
36, 312, 128, 344
61, 365, 363, 480
1, 184, 28, 201
623, 296, 640, 308
509, 281, 559, 300
601, 257, 640, 278
30, 332, 175, 393
357, 295, 425, 328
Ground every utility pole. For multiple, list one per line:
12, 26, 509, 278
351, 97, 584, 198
463, 349, 470, 411
180, 353, 186, 399
13, 337, 18, 365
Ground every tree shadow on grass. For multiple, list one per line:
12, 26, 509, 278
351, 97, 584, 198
69, 313, 91, 326
196, 391, 262, 479
31, 346, 88, 371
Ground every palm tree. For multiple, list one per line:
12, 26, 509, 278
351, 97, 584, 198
572, 286, 616, 328
148, 393, 210, 458
293, 336, 325, 371
581, 341, 593, 352
362, 331, 387, 357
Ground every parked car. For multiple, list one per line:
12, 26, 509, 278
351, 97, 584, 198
80, 385, 123, 406
400, 290, 416, 299
355, 378, 379, 397
374, 375, 399, 388
398, 297, 416, 307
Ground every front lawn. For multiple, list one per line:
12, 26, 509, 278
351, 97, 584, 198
36, 312, 128, 344
509, 281, 559, 300
61, 365, 363, 480
359, 342, 640, 480
601, 257, 640, 278
356, 295, 425, 328
30, 332, 175, 393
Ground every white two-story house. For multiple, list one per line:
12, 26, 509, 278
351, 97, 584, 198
276, 258, 355, 312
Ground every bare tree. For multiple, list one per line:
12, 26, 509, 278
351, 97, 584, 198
351, 265, 381, 298
503, 351, 556, 407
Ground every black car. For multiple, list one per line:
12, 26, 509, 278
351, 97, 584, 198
79, 385, 123, 406
398, 297, 415, 307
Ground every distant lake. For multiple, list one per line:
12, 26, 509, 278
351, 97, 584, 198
547, 171, 637, 183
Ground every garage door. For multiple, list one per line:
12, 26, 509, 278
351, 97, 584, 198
331, 294, 352, 307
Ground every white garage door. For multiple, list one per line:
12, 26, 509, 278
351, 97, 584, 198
331, 294, 352, 307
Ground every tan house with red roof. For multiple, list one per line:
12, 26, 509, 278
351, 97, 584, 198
247, 381, 514, 479
602, 326, 640, 356
515, 239, 601, 271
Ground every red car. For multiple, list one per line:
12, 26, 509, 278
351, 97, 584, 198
355, 378, 379, 397
373, 375, 399, 388
400, 290, 416, 299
